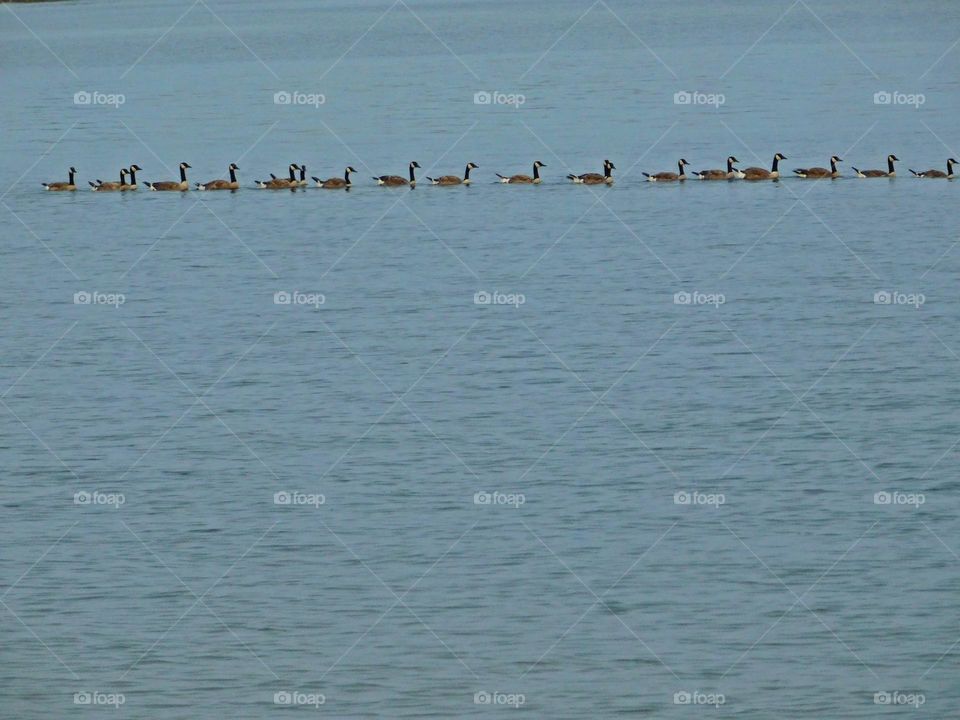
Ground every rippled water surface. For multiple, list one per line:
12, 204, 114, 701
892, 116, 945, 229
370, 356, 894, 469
2, 0, 959, 717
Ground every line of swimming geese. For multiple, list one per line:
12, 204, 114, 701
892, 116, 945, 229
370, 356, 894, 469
41, 155, 958, 191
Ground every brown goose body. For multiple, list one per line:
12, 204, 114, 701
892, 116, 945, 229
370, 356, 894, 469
643, 159, 689, 182
256, 164, 299, 189
793, 156, 842, 179
197, 164, 239, 190
313, 166, 356, 189
90, 169, 128, 191
427, 162, 478, 186
497, 161, 546, 184
568, 159, 615, 185
742, 153, 786, 180
147, 162, 191, 191
43, 167, 78, 191
374, 162, 420, 187
694, 156, 740, 180
852, 155, 898, 178
909, 159, 956, 178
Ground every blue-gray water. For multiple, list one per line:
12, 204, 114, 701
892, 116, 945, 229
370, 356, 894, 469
2, 0, 959, 717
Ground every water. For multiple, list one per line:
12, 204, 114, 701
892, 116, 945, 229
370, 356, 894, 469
2, 0, 959, 717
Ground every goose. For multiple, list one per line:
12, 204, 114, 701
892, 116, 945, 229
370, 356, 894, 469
741, 153, 787, 180
196, 163, 240, 190
643, 158, 689, 182
297, 164, 309, 187
42, 167, 78, 191
145, 162, 192, 191
89, 168, 128, 191
693, 156, 740, 180
793, 156, 842, 179
312, 166, 356, 189
427, 162, 479, 186
123, 164, 142, 190
256, 164, 300, 189
852, 155, 898, 178
373, 162, 421, 187
567, 159, 615, 184
909, 159, 957, 178
496, 160, 546, 184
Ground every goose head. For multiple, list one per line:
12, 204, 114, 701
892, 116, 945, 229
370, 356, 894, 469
345, 166, 357, 175
830, 156, 843, 163
179, 162, 191, 170
466, 162, 479, 170
410, 161, 421, 169
534, 161, 546, 168
774, 153, 787, 161
604, 159, 616, 169
229, 163, 239, 171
